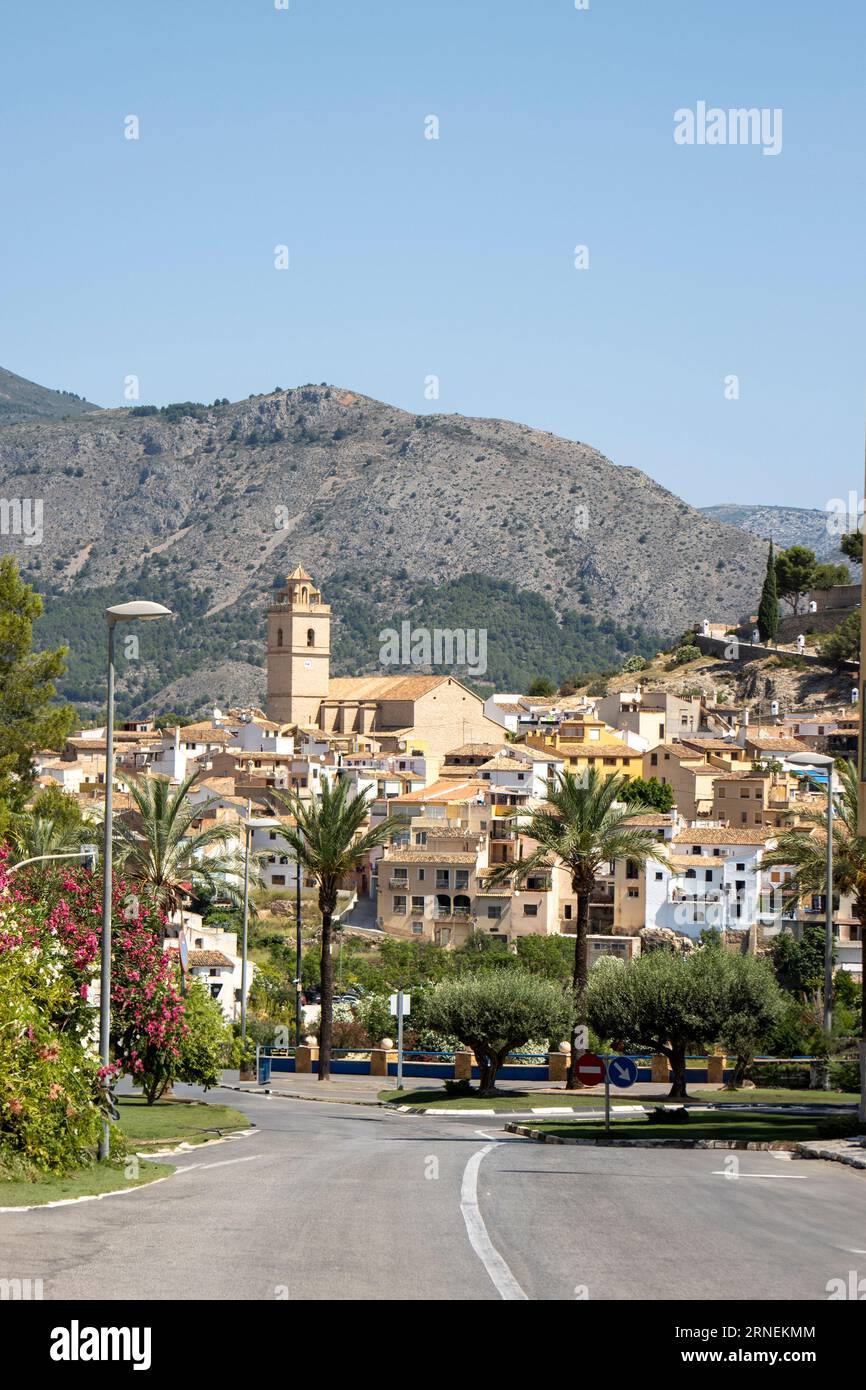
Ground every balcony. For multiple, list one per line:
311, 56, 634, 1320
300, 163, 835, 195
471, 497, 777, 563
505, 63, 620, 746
388, 877, 409, 889
434, 907, 474, 921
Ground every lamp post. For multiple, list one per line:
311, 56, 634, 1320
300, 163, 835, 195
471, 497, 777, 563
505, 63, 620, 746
786, 751, 835, 1039
238, 806, 280, 1046
295, 852, 303, 1047
99, 601, 171, 1160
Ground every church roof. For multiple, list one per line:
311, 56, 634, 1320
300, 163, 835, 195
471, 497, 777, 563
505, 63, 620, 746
327, 675, 450, 702
286, 566, 313, 581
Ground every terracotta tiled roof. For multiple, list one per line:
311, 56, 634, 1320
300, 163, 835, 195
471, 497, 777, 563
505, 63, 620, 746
744, 734, 810, 753
672, 828, 773, 846
382, 850, 479, 865
391, 777, 484, 805
187, 950, 235, 968
326, 675, 450, 701
444, 743, 509, 758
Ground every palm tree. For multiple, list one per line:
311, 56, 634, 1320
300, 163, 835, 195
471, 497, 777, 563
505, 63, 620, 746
488, 768, 667, 1087
5, 812, 92, 867
763, 758, 865, 1121
273, 779, 400, 1081
108, 770, 251, 924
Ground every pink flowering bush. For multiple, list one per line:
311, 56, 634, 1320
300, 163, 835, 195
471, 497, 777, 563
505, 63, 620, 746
0, 850, 103, 1173
1, 849, 188, 1173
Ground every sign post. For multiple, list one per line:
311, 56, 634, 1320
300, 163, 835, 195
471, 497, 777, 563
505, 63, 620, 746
604, 1055, 638, 1131
389, 992, 411, 1091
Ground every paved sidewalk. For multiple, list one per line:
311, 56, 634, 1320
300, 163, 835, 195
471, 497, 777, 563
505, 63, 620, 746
219, 1069, 724, 1108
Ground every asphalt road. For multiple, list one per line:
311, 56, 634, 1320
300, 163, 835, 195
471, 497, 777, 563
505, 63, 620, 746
2, 1087, 864, 1301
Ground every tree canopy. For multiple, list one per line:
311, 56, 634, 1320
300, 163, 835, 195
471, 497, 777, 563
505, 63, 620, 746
0, 558, 74, 814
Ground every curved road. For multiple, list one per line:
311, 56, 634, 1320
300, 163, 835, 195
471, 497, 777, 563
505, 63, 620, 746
2, 1087, 864, 1301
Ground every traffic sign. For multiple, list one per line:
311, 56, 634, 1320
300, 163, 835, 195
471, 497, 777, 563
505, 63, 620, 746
607, 1055, 638, 1089
575, 1051, 606, 1086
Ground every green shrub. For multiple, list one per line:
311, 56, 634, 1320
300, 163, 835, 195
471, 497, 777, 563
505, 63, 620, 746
177, 982, 231, 1092
0, 945, 103, 1175
829, 1058, 861, 1093
648, 1106, 691, 1124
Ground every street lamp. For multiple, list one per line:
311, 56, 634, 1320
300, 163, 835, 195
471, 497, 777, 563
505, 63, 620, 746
238, 805, 280, 1046
786, 751, 836, 1040
99, 600, 171, 1160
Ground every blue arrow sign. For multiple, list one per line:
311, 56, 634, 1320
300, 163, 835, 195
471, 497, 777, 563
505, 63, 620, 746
607, 1055, 638, 1089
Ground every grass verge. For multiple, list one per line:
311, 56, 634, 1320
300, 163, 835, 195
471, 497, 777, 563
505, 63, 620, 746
688, 1088, 859, 1107
0, 1160, 169, 1208
378, 1088, 645, 1111
524, 1111, 865, 1144
118, 1096, 251, 1147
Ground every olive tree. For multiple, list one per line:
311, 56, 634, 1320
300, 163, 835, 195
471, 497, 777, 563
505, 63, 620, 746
423, 971, 572, 1096
586, 948, 732, 1099
717, 953, 785, 1089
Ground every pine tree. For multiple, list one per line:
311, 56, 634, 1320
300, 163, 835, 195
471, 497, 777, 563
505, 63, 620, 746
757, 541, 779, 643
0, 557, 74, 812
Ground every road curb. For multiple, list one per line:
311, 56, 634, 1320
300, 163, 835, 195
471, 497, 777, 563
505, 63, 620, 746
504, 1122, 799, 1151
794, 1140, 866, 1171
134, 1126, 256, 1158
221, 1082, 384, 1108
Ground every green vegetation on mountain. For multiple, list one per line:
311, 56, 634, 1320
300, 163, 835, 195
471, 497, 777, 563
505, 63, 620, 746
33, 565, 661, 718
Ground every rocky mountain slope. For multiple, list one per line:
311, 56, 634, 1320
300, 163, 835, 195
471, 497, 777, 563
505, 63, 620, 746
0, 377, 773, 713
0, 366, 101, 425
701, 503, 855, 568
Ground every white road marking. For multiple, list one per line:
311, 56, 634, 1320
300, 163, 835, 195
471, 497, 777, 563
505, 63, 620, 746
178, 1153, 263, 1174
460, 1142, 528, 1301
711, 1171, 808, 1180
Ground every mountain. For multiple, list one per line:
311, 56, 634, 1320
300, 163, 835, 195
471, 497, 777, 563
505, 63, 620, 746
0, 377, 772, 715
700, 503, 855, 568
0, 366, 101, 425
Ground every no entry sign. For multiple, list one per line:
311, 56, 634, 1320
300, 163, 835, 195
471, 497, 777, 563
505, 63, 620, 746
575, 1051, 606, 1086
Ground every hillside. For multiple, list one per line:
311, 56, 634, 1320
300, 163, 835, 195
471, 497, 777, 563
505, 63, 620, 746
701, 503, 856, 569
0, 378, 774, 714
0, 366, 101, 425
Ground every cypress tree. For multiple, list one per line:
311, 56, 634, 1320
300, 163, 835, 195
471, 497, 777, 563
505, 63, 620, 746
757, 541, 779, 643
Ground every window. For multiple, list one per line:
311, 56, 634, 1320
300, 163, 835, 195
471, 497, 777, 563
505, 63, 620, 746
411, 922, 424, 935
650, 753, 658, 766
307, 628, 315, 647
626, 860, 639, 879
487, 905, 502, 919
563, 904, 573, 919
523, 903, 539, 917
393, 896, 408, 915
418, 868, 425, 882
435, 871, 450, 890
736, 862, 745, 871
277, 628, 283, 647
627, 888, 639, 898
272, 874, 285, 886
455, 870, 469, 890
411, 896, 425, 914
705, 869, 713, 881
415, 831, 427, 846
654, 871, 663, 881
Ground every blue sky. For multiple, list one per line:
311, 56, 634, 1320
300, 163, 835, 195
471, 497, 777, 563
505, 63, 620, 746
1, 0, 863, 508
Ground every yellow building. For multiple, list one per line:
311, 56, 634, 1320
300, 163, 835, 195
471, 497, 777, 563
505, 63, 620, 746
523, 716, 642, 777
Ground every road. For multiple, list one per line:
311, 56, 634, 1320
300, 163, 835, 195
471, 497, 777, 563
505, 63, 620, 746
2, 1087, 864, 1301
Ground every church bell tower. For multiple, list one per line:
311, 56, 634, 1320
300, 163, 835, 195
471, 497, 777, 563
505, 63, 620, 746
266, 567, 331, 727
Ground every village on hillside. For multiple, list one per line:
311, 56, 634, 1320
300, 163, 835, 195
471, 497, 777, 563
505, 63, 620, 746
24, 562, 862, 1024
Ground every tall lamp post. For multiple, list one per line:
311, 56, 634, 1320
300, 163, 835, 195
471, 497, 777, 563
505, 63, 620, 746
787, 751, 836, 1039
295, 852, 303, 1048
99, 601, 171, 1160
238, 806, 280, 1046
